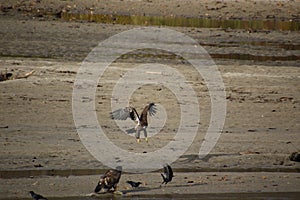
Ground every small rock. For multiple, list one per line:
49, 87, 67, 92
273, 160, 284, 165
113, 191, 123, 195
34, 163, 43, 168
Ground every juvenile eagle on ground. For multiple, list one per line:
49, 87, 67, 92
111, 103, 157, 143
94, 167, 122, 193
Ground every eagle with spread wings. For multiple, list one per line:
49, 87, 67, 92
111, 103, 157, 143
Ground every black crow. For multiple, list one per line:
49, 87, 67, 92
161, 164, 174, 185
0, 72, 12, 81
29, 191, 48, 200
94, 166, 122, 193
111, 103, 157, 143
126, 180, 142, 188
290, 152, 300, 162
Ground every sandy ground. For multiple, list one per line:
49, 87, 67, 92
1, 0, 300, 21
0, 172, 300, 199
0, 0, 300, 199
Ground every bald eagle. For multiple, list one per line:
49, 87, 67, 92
94, 167, 122, 193
111, 103, 157, 143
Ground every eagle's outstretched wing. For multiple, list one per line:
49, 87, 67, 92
139, 103, 157, 126
111, 103, 157, 129
147, 102, 157, 117
111, 107, 138, 121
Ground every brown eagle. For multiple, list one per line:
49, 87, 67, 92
94, 167, 122, 193
111, 103, 157, 143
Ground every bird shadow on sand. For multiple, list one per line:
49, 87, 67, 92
88, 187, 161, 196
89, 183, 207, 197
166, 182, 208, 188
121, 186, 161, 194
179, 153, 240, 163
121, 182, 207, 195
125, 128, 136, 134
